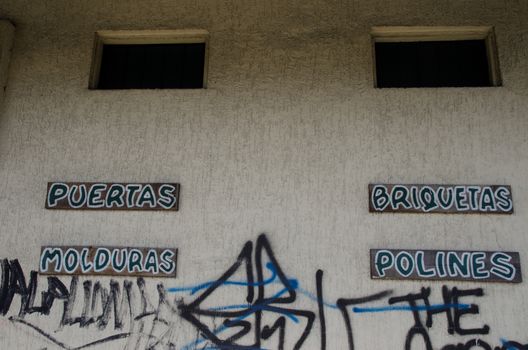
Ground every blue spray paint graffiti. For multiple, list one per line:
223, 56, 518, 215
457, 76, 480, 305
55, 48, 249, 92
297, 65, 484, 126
0, 234, 526, 350
169, 234, 526, 350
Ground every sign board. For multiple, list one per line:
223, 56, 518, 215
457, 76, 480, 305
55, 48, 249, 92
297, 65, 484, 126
40, 246, 178, 277
369, 184, 513, 214
370, 249, 521, 283
46, 182, 180, 211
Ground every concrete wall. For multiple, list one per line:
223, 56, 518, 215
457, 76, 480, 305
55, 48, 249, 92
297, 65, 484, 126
0, 1, 527, 349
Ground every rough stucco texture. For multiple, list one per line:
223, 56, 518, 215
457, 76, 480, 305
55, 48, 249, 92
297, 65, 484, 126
0, 0, 528, 349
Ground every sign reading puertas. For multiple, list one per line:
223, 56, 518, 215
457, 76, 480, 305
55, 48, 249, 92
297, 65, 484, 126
46, 182, 180, 211
40, 246, 177, 277
369, 184, 513, 214
370, 249, 521, 283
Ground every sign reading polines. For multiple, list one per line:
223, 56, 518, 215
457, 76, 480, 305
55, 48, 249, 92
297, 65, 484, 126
369, 184, 513, 214
370, 249, 521, 283
40, 246, 177, 277
46, 182, 180, 211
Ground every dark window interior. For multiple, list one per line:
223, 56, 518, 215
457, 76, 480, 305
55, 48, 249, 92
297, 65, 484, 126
375, 40, 492, 88
97, 43, 205, 89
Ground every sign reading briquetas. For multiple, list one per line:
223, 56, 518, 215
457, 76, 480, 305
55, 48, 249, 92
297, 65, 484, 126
46, 182, 180, 211
40, 246, 177, 277
369, 184, 513, 214
370, 249, 521, 283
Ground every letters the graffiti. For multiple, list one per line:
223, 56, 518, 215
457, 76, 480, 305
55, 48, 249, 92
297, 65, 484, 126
0, 235, 526, 349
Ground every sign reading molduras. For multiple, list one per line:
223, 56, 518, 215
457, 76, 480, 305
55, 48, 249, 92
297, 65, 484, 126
369, 184, 513, 214
46, 182, 180, 211
39, 246, 177, 277
370, 249, 521, 283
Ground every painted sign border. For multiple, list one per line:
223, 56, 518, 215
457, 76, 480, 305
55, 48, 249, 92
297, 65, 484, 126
368, 184, 513, 214
370, 249, 522, 283
45, 182, 180, 211
39, 246, 178, 278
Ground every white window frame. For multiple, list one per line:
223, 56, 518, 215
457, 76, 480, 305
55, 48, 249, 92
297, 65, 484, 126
89, 29, 210, 89
370, 26, 502, 88
0, 20, 15, 100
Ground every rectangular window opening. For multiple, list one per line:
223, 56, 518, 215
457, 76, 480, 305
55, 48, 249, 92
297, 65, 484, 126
89, 29, 209, 89
371, 26, 501, 88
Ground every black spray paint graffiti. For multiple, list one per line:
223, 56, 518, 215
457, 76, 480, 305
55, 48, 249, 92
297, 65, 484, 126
1, 258, 184, 349
0, 234, 527, 350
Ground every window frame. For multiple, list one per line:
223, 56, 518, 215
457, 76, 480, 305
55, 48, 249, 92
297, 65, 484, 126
370, 26, 502, 88
89, 29, 210, 89
0, 20, 15, 98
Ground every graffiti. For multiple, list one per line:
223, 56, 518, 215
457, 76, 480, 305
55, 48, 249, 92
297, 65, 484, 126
382, 287, 490, 350
175, 234, 316, 350
0, 234, 527, 349
0, 258, 183, 349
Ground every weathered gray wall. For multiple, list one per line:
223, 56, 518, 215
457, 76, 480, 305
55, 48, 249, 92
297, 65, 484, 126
0, 0, 527, 349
